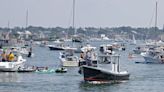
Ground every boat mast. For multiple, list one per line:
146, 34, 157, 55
73, 0, 76, 35
26, 10, 28, 29
155, 1, 158, 31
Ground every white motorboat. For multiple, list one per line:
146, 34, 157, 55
11, 46, 34, 57
0, 55, 26, 72
59, 48, 79, 67
81, 44, 96, 52
141, 49, 164, 64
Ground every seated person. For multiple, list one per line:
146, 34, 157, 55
8, 52, 15, 62
1, 51, 7, 62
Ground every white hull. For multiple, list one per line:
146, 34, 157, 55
59, 52, 79, 67
60, 58, 79, 67
143, 56, 162, 63
0, 56, 26, 72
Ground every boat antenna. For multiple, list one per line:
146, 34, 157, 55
117, 55, 120, 72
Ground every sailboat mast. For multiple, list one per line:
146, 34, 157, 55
155, 2, 158, 31
8, 21, 10, 30
72, 0, 76, 34
26, 10, 28, 29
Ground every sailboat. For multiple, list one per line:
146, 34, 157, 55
71, 0, 82, 43
130, 34, 136, 45
59, 0, 79, 67
140, 2, 164, 64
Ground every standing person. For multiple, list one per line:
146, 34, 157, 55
8, 52, 15, 62
0, 48, 3, 62
1, 51, 7, 62
28, 47, 32, 57
80, 52, 85, 59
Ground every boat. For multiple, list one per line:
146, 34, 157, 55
72, 35, 83, 43
48, 45, 65, 50
71, 0, 83, 43
39, 41, 48, 47
17, 67, 36, 73
79, 55, 130, 82
140, 2, 164, 64
130, 34, 136, 45
80, 43, 96, 53
55, 67, 67, 73
59, 48, 79, 67
10, 46, 34, 57
141, 48, 164, 64
48, 41, 68, 51
0, 55, 26, 72
35, 67, 55, 73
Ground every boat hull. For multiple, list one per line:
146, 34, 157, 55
49, 46, 64, 50
72, 39, 82, 43
61, 60, 79, 67
143, 56, 163, 64
81, 66, 130, 81
0, 62, 24, 72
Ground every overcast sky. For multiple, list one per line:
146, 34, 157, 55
0, 0, 163, 28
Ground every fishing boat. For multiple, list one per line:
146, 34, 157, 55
79, 55, 130, 82
0, 55, 26, 72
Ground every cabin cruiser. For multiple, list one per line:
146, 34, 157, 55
79, 55, 130, 82
59, 48, 79, 67
0, 54, 26, 72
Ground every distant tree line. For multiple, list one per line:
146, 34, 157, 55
0, 26, 164, 40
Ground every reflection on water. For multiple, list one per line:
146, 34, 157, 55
0, 72, 19, 82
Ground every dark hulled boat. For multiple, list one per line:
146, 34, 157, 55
79, 55, 130, 82
81, 65, 130, 81
49, 46, 65, 50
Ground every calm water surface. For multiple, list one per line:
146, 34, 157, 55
0, 41, 164, 92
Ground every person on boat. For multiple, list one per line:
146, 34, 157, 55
28, 47, 32, 57
80, 52, 85, 59
85, 50, 92, 66
1, 51, 7, 62
0, 49, 3, 62
8, 52, 15, 62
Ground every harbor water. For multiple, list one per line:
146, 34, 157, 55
0, 41, 164, 92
